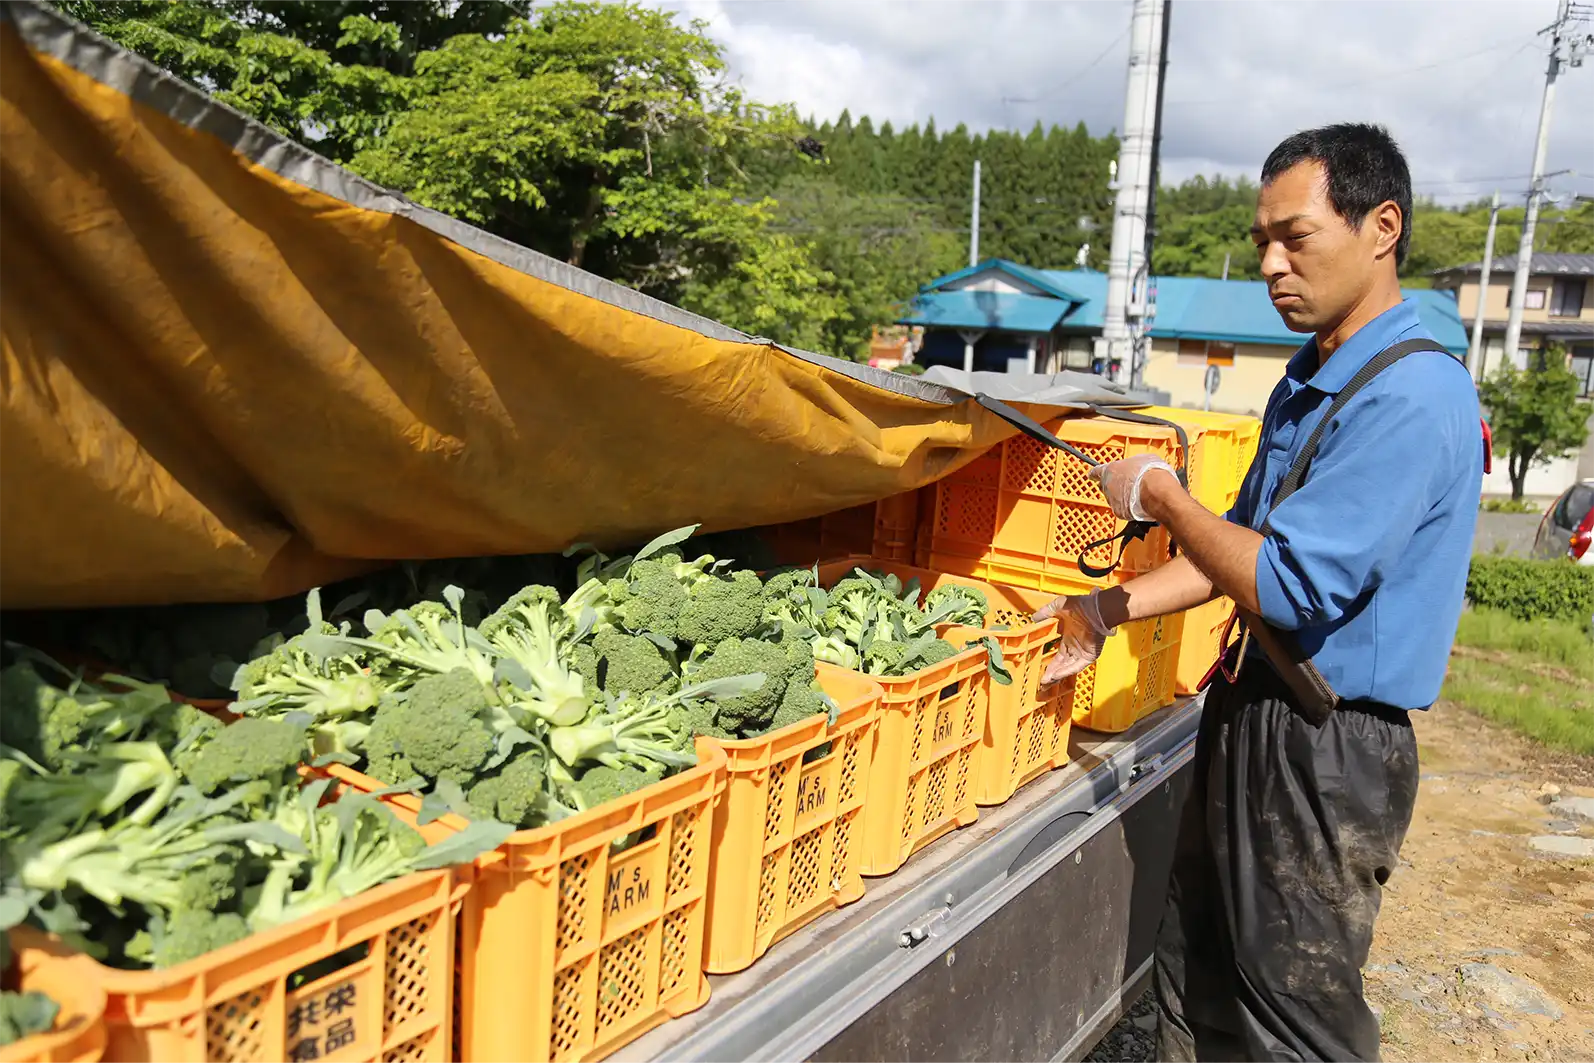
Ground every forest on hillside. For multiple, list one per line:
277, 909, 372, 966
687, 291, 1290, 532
57, 0, 1594, 362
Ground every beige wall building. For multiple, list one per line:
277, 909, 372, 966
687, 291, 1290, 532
1431, 252, 1594, 394
1141, 339, 1300, 420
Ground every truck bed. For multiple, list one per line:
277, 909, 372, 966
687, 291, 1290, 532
615, 696, 1203, 1062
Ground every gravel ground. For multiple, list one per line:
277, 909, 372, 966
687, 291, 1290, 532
1084, 990, 1157, 1062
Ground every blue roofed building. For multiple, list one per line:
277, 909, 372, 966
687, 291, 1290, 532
898, 259, 1470, 418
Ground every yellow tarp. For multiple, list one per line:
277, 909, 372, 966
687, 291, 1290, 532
0, 7, 1038, 610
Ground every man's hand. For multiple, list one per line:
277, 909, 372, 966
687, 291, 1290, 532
1032, 589, 1117, 687
1089, 454, 1180, 521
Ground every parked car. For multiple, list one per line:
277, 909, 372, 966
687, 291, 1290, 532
1532, 479, 1594, 564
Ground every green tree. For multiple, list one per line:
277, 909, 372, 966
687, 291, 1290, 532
767, 176, 963, 359
67, 0, 845, 353
1479, 350, 1594, 500
60, 0, 414, 161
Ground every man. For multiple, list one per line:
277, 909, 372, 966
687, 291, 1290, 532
1037, 124, 1482, 1062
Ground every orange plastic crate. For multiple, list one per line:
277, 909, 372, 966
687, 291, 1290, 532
1175, 596, 1236, 696
699, 666, 882, 974
823, 559, 1073, 809
1137, 407, 1261, 514
922, 415, 1188, 591
813, 563, 990, 877
1, 932, 106, 1063
328, 745, 726, 1063
884, 565, 1182, 736
759, 501, 880, 567
76, 869, 465, 1063
871, 490, 924, 562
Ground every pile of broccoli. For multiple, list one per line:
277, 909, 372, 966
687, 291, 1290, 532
761, 567, 1009, 683
22, 527, 1010, 852
223, 539, 777, 829
0, 655, 508, 972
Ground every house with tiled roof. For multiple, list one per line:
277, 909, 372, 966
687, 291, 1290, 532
1430, 252, 1594, 397
896, 258, 1470, 418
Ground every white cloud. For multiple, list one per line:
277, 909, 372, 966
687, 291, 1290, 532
656, 0, 1594, 206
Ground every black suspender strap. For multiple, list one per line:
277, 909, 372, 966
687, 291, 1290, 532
1261, 338, 1455, 533
1237, 336, 1460, 724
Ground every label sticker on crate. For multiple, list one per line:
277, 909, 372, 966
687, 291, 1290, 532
794, 765, 830, 833
285, 978, 365, 1062
604, 840, 667, 924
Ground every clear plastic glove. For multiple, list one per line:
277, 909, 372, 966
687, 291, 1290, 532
1032, 589, 1117, 686
1089, 454, 1178, 521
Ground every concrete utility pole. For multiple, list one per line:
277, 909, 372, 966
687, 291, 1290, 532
1100, 0, 1168, 385
1467, 191, 1501, 381
969, 159, 982, 268
1503, 0, 1590, 365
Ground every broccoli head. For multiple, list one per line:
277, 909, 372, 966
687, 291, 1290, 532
480, 585, 588, 726
141, 908, 250, 969
924, 584, 990, 628
230, 637, 382, 730
362, 669, 493, 787
466, 746, 552, 829
164, 703, 224, 751
863, 636, 959, 677
0, 662, 171, 769
0, 759, 23, 833
677, 570, 768, 647
569, 642, 600, 690
917, 638, 961, 669
676, 700, 734, 742
593, 630, 676, 697
0, 661, 69, 766
175, 717, 307, 796
614, 558, 689, 638
687, 637, 790, 733
174, 853, 244, 911
564, 763, 665, 814
761, 568, 816, 600
765, 678, 826, 735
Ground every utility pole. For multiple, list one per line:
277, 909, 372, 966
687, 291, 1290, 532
1468, 191, 1501, 381
969, 160, 982, 268
1100, 0, 1168, 386
1130, 0, 1172, 390
1502, 0, 1590, 365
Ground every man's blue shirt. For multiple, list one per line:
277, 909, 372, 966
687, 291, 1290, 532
1225, 298, 1482, 710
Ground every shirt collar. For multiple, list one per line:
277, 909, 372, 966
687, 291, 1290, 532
1284, 299, 1423, 395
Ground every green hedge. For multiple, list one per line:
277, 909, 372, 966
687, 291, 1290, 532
1466, 555, 1594, 624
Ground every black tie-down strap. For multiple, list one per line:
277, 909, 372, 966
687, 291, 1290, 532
973, 394, 1190, 579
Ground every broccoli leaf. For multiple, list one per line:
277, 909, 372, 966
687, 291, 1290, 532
632, 524, 700, 563
639, 632, 677, 653
484, 727, 539, 772
677, 674, 767, 701
409, 818, 515, 869
979, 636, 1013, 686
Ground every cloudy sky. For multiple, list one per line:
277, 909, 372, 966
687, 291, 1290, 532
657, 0, 1593, 207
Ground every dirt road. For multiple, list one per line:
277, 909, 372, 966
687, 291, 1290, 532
1368, 702, 1594, 1062
1087, 701, 1594, 1062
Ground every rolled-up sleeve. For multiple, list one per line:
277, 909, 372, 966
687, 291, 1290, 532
1253, 382, 1457, 631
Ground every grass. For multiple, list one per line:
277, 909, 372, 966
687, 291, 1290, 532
1479, 497, 1540, 514
1444, 608, 1594, 756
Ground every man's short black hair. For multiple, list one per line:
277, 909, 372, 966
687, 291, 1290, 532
1261, 123, 1412, 269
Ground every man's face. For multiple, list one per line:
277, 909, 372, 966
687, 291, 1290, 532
1251, 160, 1388, 334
